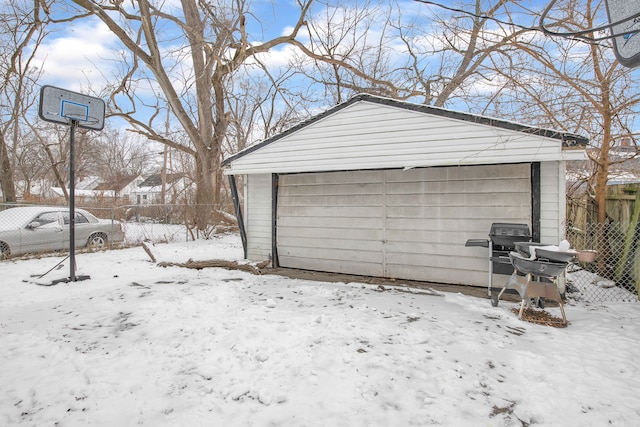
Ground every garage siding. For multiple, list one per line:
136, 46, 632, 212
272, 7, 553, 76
225, 99, 585, 176
539, 161, 564, 244
276, 164, 531, 286
246, 174, 273, 261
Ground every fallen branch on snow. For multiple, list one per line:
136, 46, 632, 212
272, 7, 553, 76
157, 259, 269, 275
141, 243, 157, 263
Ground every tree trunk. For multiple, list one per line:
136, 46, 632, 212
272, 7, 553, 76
194, 148, 219, 231
0, 129, 17, 202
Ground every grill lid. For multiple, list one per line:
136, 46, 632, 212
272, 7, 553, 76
489, 223, 531, 247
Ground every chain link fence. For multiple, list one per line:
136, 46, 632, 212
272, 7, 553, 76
0, 203, 237, 259
566, 223, 639, 303
2, 202, 638, 303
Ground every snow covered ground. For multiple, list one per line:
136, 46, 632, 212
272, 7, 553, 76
1, 233, 639, 426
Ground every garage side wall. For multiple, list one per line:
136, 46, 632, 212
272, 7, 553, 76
539, 161, 564, 244
246, 173, 273, 262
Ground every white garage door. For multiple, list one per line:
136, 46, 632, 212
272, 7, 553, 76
277, 164, 531, 285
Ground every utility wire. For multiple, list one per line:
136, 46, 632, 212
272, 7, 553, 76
540, 0, 640, 42
414, 0, 639, 43
414, 0, 537, 31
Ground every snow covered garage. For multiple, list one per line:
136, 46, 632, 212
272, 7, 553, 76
223, 94, 587, 288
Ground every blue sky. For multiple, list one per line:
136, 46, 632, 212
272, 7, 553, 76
27, 0, 640, 142
34, 0, 310, 92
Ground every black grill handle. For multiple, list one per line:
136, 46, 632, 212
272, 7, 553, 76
465, 239, 489, 248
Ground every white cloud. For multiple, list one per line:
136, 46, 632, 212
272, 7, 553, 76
34, 20, 120, 93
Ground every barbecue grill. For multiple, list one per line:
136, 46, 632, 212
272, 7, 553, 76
465, 223, 532, 296
491, 251, 571, 325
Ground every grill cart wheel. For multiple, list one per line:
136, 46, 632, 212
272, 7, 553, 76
491, 294, 499, 307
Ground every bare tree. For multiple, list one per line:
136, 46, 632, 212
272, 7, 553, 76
289, 0, 536, 108
224, 69, 315, 157
91, 127, 158, 179
0, 0, 48, 202
486, 0, 640, 226
64, 0, 312, 232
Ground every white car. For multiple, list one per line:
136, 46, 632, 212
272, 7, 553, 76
0, 206, 125, 259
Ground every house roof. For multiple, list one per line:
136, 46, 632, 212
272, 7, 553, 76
50, 187, 115, 198
222, 94, 589, 175
137, 173, 185, 188
94, 174, 140, 192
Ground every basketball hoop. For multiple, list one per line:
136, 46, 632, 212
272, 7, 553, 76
37, 86, 106, 282
540, 0, 640, 68
38, 85, 106, 130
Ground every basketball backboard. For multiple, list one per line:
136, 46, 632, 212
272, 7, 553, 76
605, 0, 640, 68
39, 85, 106, 130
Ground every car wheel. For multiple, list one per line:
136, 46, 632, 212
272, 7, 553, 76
0, 241, 11, 260
87, 233, 107, 249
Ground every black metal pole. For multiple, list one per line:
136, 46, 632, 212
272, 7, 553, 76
69, 120, 77, 281
271, 173, 279, 268
228, 175, 247, 258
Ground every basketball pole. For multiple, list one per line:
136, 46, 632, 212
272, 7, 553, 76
38, 86, 105, 284
69, 119, 77, 282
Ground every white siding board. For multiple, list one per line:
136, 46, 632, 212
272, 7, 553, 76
278, 195, 383, 207
278, 227, 384, 241
277, 256, 384, 277
539, 161, 563, 244
278, 236, 383, 252
226, 101, 584, 175
246, 174, 272, 262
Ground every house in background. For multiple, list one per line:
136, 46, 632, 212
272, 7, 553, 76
49, 175, 142, 202
94, 174, 144, 201
223, 94, 588, 289
75, 176, 103, 191
129, 173, 191, 204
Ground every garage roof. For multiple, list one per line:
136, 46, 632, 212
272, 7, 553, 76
223, 94, 588, 175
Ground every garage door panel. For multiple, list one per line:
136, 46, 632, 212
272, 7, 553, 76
386, 164, 528, 181
386, 229, 481, 245
386, 241, 485, 258
386, 215, 530, 233
279, 205, 384, 218
384, 164, 530, 285
386, 192, 527, 207
279, 216, 383, 229
278, 235, 383, 252
277, 164, 530, 285
385, 178, 530, 195
279, 229, 383, 242
279, 245, 382, 263
283, 170, 383, 185
278, 194, 383, 207
386, 218, 506, 233
387, 263, 486, 285
279, 256, 384, 277
278, 171, 383, 275
386, 205, 529, 220
280, 182, 383, 197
